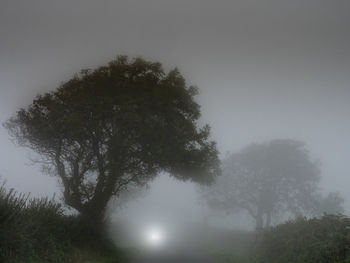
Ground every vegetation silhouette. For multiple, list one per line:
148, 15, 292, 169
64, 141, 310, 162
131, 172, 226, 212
5, 56, 220, 225
202, 139, 344, 230
0, 181, 128, 262
2, 57, 348, 263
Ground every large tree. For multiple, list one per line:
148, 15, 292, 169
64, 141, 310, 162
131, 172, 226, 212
202, 139, 321, 230
5, 56, 220, 223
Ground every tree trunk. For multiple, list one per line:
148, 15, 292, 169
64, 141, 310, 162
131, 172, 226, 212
255, 205, 264, 231
253, 209, 264, 253
265, 211, 271, 228
82, 206, 106, 225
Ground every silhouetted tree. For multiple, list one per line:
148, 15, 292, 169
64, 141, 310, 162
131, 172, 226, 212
5, 56, 220, 223
202, 139, 321, 230
316, 192, 344, 216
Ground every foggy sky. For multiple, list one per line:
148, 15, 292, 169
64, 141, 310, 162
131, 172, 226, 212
1, 0, 350, 226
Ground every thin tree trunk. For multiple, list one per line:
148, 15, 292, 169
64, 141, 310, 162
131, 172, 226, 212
256, 205, 264, 231
253, 211, 264, 255
265, 211, 271, 228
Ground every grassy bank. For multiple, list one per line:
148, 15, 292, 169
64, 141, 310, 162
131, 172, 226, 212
256, 214, 350, 263
209, 214, 350, 263
0, 182, 128, 263
2, 181, 350, 263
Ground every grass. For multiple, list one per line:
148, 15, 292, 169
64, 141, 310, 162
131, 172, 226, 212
2, 180, 350, 263
0, 181, 128, 263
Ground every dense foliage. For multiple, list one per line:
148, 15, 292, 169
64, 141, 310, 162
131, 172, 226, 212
0, 182, 125, 263
5, 56, 220, 222
256, 214, 350, 263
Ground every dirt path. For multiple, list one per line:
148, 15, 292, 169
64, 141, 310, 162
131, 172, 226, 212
133, 250, 212, 263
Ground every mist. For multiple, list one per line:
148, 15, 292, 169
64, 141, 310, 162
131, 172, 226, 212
1, 0, 350, 262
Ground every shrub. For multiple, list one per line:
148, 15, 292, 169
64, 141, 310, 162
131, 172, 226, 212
256, 214, 350, 263
0, 182, 123, 262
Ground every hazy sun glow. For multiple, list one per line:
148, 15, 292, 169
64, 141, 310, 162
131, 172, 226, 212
145, 227, 165, 246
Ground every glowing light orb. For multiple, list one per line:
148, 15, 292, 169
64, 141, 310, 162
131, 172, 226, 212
145, 227, 165, 246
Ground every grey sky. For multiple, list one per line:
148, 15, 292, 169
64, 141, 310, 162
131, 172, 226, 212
1, 0, 349, 225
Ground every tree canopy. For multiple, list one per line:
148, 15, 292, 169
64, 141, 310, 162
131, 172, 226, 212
315, 192, 344, 216
202, 139, 323, 229
5, 56, 220, 222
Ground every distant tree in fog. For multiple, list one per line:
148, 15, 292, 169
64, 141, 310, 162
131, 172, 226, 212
5, 56, 220, 224
202, 139, 322, 230
315, 192, 344, 216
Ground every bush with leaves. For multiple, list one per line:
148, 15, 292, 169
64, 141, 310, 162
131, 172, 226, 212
256, 214, 350, 263
0, 182, 123, 262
